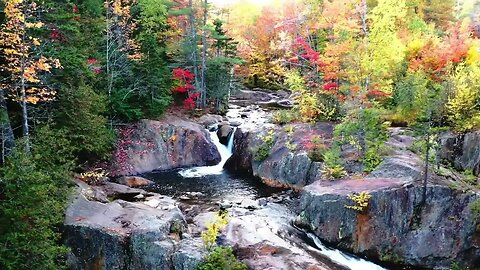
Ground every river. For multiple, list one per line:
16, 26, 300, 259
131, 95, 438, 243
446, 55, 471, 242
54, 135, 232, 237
142, 126, 389, 270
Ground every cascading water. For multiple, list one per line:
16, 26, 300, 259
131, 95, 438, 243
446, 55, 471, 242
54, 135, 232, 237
178, 128, 236, 178
305, 232, 387, 270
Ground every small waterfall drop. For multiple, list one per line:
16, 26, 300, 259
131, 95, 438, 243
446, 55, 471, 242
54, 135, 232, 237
306, 232, 386, 270
178, 128, 236, 178
226, 127, 236, 154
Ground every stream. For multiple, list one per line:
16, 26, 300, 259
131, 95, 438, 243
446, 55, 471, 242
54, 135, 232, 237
143, 123, 389, 270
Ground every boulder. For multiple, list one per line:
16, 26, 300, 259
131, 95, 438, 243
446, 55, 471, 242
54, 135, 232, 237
64, 181, 191, 270
217, 124, 234, 145
438, 131, 480, 175
299, 178, 480, 269
219, 205, 346, 270
111, 117, 221, 176
64, 181, 207, 270
172, 238, 206, 270
225, 123, 334, 188
116, 176, 154, 187
196, 114, 224, 129
229, 120, 242, 127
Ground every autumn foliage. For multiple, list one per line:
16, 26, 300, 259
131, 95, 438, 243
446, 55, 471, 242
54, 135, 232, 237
170, 68, 199, 110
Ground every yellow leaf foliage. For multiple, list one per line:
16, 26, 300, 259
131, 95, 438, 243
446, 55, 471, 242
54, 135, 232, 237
344, 191, 372, 212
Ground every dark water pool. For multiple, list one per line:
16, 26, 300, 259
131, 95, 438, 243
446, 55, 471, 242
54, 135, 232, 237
142, 169, 285, 202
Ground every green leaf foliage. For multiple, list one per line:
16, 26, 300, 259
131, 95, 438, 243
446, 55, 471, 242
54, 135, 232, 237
197, 246, 247, 270
0, 127, 74, 270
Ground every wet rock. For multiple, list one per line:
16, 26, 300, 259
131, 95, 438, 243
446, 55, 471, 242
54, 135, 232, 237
438, 131, 480, 175
258, 198, 268, 207
230, 120, 242, 127
230, 90, 272, 102
116, 176, 154, 187
217, 124, 234, 145
196, 114, 223, 128
179, 195, 191, 201
111, 117, 221, 176
78, 180, 150, 203
299, 178, 480, 269
222, 205, 345, 270
218, 201, 233, 209
134, 194, 145, 200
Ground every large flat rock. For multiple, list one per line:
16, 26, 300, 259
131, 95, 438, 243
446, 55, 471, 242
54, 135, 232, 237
64, 181, 205, 270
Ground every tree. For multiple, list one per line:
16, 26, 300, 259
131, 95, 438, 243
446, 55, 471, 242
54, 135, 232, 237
0, 127, 74, 270
0, 0, 61, 151
364, 0, 407, 94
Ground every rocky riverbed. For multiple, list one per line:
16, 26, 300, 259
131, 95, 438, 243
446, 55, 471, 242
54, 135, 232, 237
64, 89, 480, 270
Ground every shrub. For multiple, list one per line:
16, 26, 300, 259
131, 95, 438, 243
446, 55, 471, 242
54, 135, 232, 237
253, 130, 275, 161
363, 148, 382, 172
197, 246, 247, 270
446, 64, 480, 132
316, 92, 342, 121
201, 211, 230, 250
304, 135, 327, 162
463, 169, 478, 186
272, 110, 296, 125
334, 108, 388, 172
285, 141, 297, 152
321, 145, 346, 179
391, 71, 430, 124
470, 199, 480, 222
344, 192, 372, 212
286, 71, 320, 122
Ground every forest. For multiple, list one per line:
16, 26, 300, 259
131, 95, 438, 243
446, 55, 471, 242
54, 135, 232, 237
0, 0, 479, 269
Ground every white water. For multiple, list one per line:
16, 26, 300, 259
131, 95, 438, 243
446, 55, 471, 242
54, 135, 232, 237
306, 232, 387, 270
178, 128, 236, 178
177, 127, 388, 270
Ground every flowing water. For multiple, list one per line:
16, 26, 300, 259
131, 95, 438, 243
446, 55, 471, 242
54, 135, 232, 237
144, 127, 389, 270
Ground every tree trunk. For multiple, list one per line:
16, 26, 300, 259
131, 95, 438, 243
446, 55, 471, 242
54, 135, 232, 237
0, 90, 15, 163
188, 0, 201, 106
200, 0, 208, 108
421, 122, 431, 206
20, 33, 30, 152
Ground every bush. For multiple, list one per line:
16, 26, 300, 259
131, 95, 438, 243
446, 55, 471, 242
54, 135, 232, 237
285, 71, 320, 122
304, 135, 327, 162
334, 108, 388, 172
272, 110, 297, 125
463, 169, 478, 186
391, 71, 430, 124
344, 192, 372, 212
363, 148, 382, 172
322, 145, 346, 179
316, 92, 342, 121
201, 211, 230, 250
197, 246, 247, 270
446, 64, 480, 132
470, 199, 480, 222
253, 130, 275, 161
0, 128, 74, 270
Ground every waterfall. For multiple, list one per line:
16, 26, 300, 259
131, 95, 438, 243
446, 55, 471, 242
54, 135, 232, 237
306, 233, 386, 270
226, 127, 236, 154
178, 128, 235, 178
